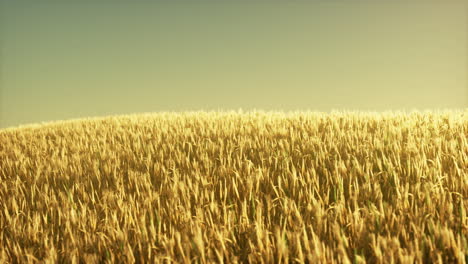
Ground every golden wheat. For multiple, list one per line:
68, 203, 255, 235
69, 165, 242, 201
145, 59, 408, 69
0, 110, 467, 263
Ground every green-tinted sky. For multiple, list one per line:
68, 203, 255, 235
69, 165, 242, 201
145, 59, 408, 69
1, 1, 467, 128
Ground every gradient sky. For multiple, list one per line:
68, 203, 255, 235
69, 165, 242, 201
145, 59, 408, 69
1, 0, 467, 128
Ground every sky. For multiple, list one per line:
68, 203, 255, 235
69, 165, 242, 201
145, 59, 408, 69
0, 0, 467, 129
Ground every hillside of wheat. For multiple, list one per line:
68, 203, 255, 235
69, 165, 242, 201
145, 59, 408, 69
0, 111, 467, 263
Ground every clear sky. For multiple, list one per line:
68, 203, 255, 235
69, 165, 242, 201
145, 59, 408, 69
0, 0, 467, 128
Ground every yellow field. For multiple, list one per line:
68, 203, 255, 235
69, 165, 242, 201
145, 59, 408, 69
0, 111, 467, 263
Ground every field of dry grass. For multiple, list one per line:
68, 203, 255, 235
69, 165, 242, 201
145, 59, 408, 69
0, 110, 467, 263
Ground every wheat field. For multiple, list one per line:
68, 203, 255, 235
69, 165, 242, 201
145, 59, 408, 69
0, 110, 467, 263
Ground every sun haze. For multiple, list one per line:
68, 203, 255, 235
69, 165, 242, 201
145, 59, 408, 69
0, 0, 467, 128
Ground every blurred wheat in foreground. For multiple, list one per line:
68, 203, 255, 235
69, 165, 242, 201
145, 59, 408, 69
0, 110, 467, 263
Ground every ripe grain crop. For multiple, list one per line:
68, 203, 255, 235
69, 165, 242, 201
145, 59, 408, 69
0, 110, 467, 263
